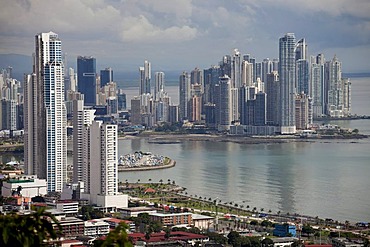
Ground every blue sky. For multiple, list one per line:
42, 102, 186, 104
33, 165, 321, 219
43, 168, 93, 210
1, 0, 369, 73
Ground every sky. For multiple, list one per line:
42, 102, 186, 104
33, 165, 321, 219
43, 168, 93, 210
1, 0, 370, 73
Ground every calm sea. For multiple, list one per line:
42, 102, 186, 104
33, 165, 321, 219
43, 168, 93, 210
117, 76, 370, 222
1, 77, 369, 222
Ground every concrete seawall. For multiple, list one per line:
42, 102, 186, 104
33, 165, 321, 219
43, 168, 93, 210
118, 159, 176, 172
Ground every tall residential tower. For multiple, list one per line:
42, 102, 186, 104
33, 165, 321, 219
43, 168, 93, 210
279, 33, 296, 134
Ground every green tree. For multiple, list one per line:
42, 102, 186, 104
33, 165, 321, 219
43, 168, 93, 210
228, 231, 242, 247
207, 232, 227, 244
0, 208, 60, 247
94, 222, 132, 247
302, 224, 314, 237
261, 238, 274, 247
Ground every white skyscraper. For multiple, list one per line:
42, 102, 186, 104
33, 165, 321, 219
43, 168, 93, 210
44, 60, 67, 192
25, 32, 67, 192
326, 55, 344, 117
231, 49, 241, 88
241, 60, 253, 87
73, 99, 96, 184
154, 71, 165, 101
139, 60, 151, 95
81, 121, 127, 210
279, 33, 296, 134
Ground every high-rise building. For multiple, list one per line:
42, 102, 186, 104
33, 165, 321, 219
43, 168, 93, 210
255, 92, 267, 126
100, 67, 113, 87
266, 71, 279, 125
139, 60, 151, 95
326, 55, 344, 117
24, 32, 67, 192
295, 38, 308, 61
279, 33, 296, 134
261, 58, 273, 83
342, 78, 351, 117
216, 75, 232, 131
220, 55, 232, 78
77, 56, 96, 106
72, 99, 95, 184
189, 95, 202, 122
241, 60, 253, 87
44, 60, 67, 192
295, 93, 312, 130
296, 59, 310, 94
203, 66, 220, 105
179, 72, 191, 120
168, 105, 179, 124
154, 71, 165, 101
310, 54, 325, 118
231, 49, 241, 88
255, 62, 262, 82
295, 38, 309, 95
130, 97, 141, 125
81, 121, 127, 210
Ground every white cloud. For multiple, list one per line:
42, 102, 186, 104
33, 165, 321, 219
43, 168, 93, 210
120, 15, 198, 42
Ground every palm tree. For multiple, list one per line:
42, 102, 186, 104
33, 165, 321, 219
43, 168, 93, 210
148, 178, 152, 183
159, 179, 163, 184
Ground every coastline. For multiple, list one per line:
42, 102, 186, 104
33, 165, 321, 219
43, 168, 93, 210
120, 133, 368, 145
118, 158, 176, 172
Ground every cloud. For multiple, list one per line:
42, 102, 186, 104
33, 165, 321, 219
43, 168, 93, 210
0, 0, 369, 72
120, 15, 198, 43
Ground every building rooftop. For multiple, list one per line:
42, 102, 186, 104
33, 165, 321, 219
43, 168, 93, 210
150, 212, 192, 217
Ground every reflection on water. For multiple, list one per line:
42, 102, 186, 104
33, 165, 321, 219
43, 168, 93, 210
118, 137, 370, 222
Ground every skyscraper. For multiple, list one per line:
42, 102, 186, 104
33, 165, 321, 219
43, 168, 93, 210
24, 32, 67, 192
154, 71, 165, 101
77, 56, 96, 106
139, 60, 151, 95
72, 99, 96, 185
100, 67, 113, 87
326, 55, 346, 117
279, 33, 296, 134
216, 75, 232, 131
24, 32, 66, 191
179, 71, 191, 120
231, 49, 241, 88
44, 60, 67, 192
80, 121, 127, 210
310, 54, 325, 118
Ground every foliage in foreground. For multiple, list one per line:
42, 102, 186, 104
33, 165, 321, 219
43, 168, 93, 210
0, 208, 60, 247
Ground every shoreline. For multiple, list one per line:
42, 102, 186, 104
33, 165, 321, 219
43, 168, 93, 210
119, 133, 368, 145
118, 158, 176, 172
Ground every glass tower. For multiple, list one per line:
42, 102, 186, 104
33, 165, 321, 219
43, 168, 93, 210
77, 56, 96, 106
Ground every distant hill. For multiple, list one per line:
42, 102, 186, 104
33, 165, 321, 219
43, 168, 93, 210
0, 54, 32, 81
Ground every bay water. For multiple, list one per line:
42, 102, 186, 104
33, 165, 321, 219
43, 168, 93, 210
118, 76, 370, 222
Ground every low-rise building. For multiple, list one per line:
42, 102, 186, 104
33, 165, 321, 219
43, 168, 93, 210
119, 206, 157, 218
103, 218, 135, 232
149, 212, 192, 227
2, 175, 47, 197
192, 214, 214, 230
332, 238, 364, 247
84, 220, 110, 237
271, 237, 298, 247
55, 200, 79, 215
273, 224, 297, 237
129, 231, 209, 246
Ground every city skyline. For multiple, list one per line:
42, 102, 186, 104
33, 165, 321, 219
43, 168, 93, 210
0, 1, 369, 73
